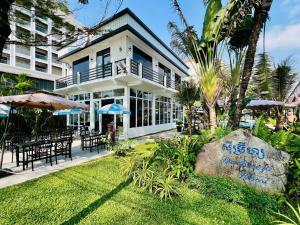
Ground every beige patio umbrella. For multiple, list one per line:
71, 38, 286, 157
0, 91, 89, 110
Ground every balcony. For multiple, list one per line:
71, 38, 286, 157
56, 63, 112, 89
55, 59, 176, 90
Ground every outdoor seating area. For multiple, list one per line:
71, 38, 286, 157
2, 128, 73, 171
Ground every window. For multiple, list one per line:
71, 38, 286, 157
130, 89, 153, 128
158, 63, 170, 86
96, 48, 111, 78
133, 46, 152, 68
73, 56, 89, 83
173, 100, 183, 121
35, 48, 47, 60
155, 96, 172, 125
0, 54, 9, 64
35, 62, 47, 73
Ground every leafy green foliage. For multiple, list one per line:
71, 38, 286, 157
187, 174, 279, 212
214, 126, 233, 140
252, 53, 273, 98
273, 202, 300, 225
114, 139, 137, 157
154, 173, 179, 201
252, 116, 300, 201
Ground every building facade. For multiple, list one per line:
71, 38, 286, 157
0, 5, 82, 90
55, 8, 188, 138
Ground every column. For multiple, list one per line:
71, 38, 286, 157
123, 86, 130, 139
89, 92, 95, 131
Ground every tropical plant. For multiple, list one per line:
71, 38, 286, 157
114, 139, 137, 156
174, 81, 200, 136
273, 202, 300, 225
272, 57, 298, 130
252, 53, 273, 98
0, 73, 34, 96
154, 173, 179, 201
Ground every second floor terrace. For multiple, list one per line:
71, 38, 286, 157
55, 58, 180, 90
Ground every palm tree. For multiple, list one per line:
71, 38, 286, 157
0, 73, 34, 96
271, 56, 297, 129
175, 81, 200, 136
251, 52, 273, 99
232, 0, 273, 127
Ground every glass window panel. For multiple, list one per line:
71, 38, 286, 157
74, 95, 78, 101
132, 46, 152, 68
149, 100, 152, 126
130, 89, 136, 97
143, 100, 148, 126
130, 98, 136, 128
137, 99, 143, 127
79, 94, 84, 100
114, 88, 124, 96
73, 56, 89, 83
137, 90, 143, 98
93, 92, 101, 99
102, 90, 113, 98
155, 102, 159, 125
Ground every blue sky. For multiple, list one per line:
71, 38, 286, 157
67, 0, 300, 73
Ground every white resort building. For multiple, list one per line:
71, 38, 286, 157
0, 5, 82, 90
54, 8, 188, 138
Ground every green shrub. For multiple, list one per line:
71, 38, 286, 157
114, 139, 137, 156
155, 136, 207, 180
154, 173, 179, 201
187, 174, 279, 212
214, 126, 233, 140
252, 115, 271, 142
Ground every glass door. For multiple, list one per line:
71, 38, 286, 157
101, 98, 114, 134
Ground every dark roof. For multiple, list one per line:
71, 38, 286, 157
59, 8, 189, 74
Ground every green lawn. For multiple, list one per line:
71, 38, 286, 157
0, 143, 276, 225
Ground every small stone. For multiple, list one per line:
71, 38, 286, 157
195, 129, 290, 194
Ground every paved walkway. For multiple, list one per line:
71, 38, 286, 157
0, 129, 180, 189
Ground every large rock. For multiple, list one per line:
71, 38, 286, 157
195, 129, 290, 194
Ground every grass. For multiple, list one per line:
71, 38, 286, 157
0, 142, 277, 225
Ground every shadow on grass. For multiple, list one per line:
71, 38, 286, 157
60, 179, 132, 225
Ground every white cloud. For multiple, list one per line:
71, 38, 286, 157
263, 23, 300, 50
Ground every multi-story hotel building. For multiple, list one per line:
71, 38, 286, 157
0, 5, 82, 90
54, 8, 188, 138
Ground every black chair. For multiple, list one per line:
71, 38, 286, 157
53, 137, 72, 164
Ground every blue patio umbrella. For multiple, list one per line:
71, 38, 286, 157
97, 103, 131, 115
53, 108, 82, 116
0, 104, 10, 118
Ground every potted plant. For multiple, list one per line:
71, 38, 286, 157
176, 120, 183, 132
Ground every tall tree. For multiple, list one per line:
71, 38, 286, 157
174, 81, 200, 136
271, 56, 297, 129
232, 0, 273, 127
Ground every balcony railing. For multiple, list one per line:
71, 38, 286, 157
55, 63, 112, 89
55, 59, 177, 90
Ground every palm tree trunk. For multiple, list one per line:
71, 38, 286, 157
208, 104, 217, 133
188, 106, 193, 136
0, 0, 14, 57
227, 85, 239, 126
232, 0, 273, 127
275, 107, 283, 130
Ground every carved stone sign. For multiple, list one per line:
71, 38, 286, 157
195, 129, 290, 193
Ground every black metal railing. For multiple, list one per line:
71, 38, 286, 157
130, 59, 139, 75
55, 63, 112, 89
55, 59, 176, 90
142, 65, 164, 86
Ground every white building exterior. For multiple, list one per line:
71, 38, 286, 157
54, 8, 189, 138
0, 5, 82, 90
